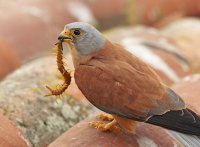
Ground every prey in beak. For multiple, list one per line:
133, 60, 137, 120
45, 30, 72, 97
58, 29, 72, 42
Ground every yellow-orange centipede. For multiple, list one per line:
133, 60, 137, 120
45, 41, 71, 96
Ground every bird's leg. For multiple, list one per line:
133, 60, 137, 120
114, 115, 137, 134
96, 113, 114, 121
89, 119, 121, 133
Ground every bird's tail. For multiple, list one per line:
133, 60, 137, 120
146, 108, 200, 136
170, 131, 200, 147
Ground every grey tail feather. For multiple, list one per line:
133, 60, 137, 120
146, 108, 200, 136
170, 131, 200, 147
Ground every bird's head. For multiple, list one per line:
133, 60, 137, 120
58, 22, 106, 55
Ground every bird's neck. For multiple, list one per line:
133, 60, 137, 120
68, 42, 97, 69
70, 40, 114, 69
67, 42, 79, 68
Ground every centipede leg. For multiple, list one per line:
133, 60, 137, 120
45, 41, 71, 97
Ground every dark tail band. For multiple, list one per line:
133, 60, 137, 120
147, 108, 200, 136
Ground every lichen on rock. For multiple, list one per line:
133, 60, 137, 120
0, 56, 95, 147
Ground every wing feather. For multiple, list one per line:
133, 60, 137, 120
75, 58, 185, 121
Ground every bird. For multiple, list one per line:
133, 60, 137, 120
57, 22, 200, 135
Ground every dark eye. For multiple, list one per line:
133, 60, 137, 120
74, 29, 81, 35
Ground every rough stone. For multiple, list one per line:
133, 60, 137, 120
0, 113, 30, 147
0, 36, 21, 80
127, 0, 200, 25
49, 74, 200, 147
104, 26, 192, 85
0, 56, 95, 147
172, 74, 200, 113
161, 18, 200, 71
48, 115, 182, 147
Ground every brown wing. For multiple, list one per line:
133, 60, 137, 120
75, 59, 185, 121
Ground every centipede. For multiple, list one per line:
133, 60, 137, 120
45, 40, 71, 96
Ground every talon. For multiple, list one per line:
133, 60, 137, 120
88, 119, 121, 133
96, 113, 114, 121
97, 124, 107, 131
88, 121, 104, 127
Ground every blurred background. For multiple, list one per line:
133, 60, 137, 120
0, 0, 200, 147
1, 0, 200, 81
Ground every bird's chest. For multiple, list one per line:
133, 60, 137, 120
74, 65, 114, 106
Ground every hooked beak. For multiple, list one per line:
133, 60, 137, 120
58, 29, 72, 42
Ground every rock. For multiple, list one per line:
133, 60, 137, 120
161, 18, 200, 71
172, 74, 200, 113
104, 26, 192, 85
0, 55, 95, 147
1, 0, 200, 64
0, 36, 21, 80
0, 113, 30, 147
0, 0, 77, 62
49, 74, 200, 147
126, 0, 200, 25
0, 0, 127, 62
48, 115, 182, 147
83, 0, 127, 29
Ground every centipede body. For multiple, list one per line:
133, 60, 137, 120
46, 41, 71, 96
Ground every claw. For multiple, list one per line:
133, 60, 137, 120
88, 120, 121, 133
96, 113, 114, 121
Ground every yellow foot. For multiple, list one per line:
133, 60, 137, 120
89, 119, 121, 133
96, 113, 114, 121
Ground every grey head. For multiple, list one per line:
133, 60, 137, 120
64, 22, 106, 55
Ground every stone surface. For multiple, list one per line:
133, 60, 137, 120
0, 36, 21, 80
0, 0, 77, 62
0, 55, 95, 147
48, 115, 182, 147
0, 113, 30, 147
104, 26, 192, 85
172, 74, 200, 113
127, 0, 200, 25
1, 2, 200, 146
0, 0, 127, 62
1, 0, 200, 64
49, 74, 200, 147
161, 18, 200, 71
83, 0, 127, 29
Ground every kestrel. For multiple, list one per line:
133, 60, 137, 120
58, 22, 200, 135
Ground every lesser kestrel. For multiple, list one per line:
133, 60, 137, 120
58, 22, 200, 135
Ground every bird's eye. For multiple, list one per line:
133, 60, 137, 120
73, 29, 81, 36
